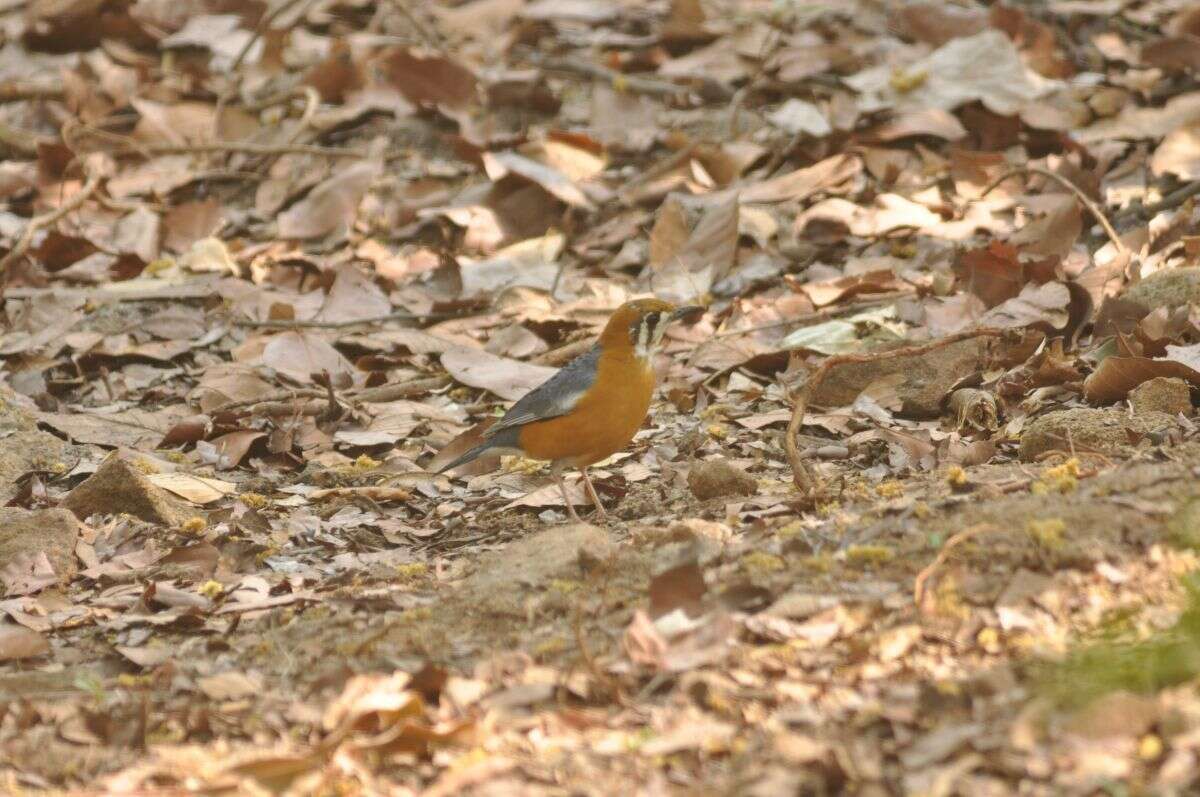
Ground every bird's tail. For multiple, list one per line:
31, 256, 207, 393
436, 440, 494, 475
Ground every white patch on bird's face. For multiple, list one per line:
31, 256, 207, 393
632, 313, 668, 361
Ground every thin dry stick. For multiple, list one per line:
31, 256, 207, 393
715, 290, 914, 339
212, 375, 452, 414
785, 328, 1009, 495
980, 165, 1126, 255
0, 82, 65, 103
120, 140, 370, 159
1114, 179, 1200, 222
0, 171, 101, 277
282, 86, 321, 148
913, 523, 997, 608
232, 310, 445, 329
231, 0, 314, 71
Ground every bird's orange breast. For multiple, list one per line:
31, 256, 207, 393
517, 349, 655, 468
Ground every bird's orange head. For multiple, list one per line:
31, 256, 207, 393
598, 298, 702, 358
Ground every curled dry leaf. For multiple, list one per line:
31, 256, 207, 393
1084, 344, 1200, 404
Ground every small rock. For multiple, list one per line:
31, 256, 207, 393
688, 458, 757, 500
1129, 377, 1193, 417
0, 507, 80, 583
1066, 690, 1160, 739
668, 518, 733, 545
1018, 408, 1176, 462
62, 455, 192, 526
1123, 267, 1200, 309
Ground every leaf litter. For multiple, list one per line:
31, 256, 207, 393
3, 0, 1200, 794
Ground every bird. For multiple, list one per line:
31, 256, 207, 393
437, 298, 701, 522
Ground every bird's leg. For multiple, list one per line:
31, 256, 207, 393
579, 466, 608, 520
554, 466, 583, 523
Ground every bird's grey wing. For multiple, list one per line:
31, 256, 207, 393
485, 345, 600, 437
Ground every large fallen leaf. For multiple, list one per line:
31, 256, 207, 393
766, 99, 830, 137
1, 552, 57, 597
198, 671, 262, 700
846, 29, 1061, 115
315, 264, 392, 323
457, 233, 564, 299
780, 306, 903, 354
738, 153, 860, 204
0, 624, 49, 661
278, 160, 382, 239
377, 47, 477, 109
482, 151, 593, 208
1152, 124, 1200, 180
38, 405, 194, 449
259, 331, 357, 384
1007, 195, 1082, 258
1084, 344, 1200, 404
1076, 91, 1200, 143
146, 473, 236, 504
650, 192, 739, 303
979, 281, 1071, 330
440, 347, 556, 401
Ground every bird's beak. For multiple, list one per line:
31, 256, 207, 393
670, 305, 704, 323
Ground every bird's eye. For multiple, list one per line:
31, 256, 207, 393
645, 312, 661, 328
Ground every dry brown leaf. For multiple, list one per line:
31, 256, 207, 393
1007, 196, 1082, 258
1152, 124, 1200, 180
738, 153, 860, 204
377, 47, 478, 110
146, 473, 236, 504
846, 30, 1061, 115
0, 624, 49, 661
651, 192, 739, 303
980, 281, 1071, 331
1, 551, 57, 597
483, 151, 593, 208
163, 199, 223, 254
278, 160, 382, 240
259, 331, 357, 384
440, 347, 556, 401
1084, 347, 1200, 404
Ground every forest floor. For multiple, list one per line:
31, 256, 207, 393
4, 0, 1200, 794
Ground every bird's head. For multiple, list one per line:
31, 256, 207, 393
600, 298, 703, 358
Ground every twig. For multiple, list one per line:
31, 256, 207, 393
231, 0, 314, 71
282, 86, 321, 148
980, 166, 1126, 255
913, 523, 997, 609
1114, 180, 1200, 223
715, 291, 913, 339
117, 140, 371, 159
0, 81, 65, 103
211, 376, 452, 414
382, 0, 444, 49
785, 328, 1008, 496
231, 310, 447, 329
355, 375, 451, 403
0, 171, 101, 278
